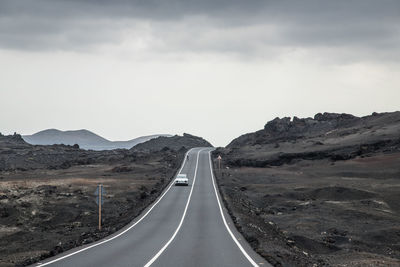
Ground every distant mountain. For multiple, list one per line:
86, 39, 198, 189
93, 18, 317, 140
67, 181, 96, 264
22, 129, 171, 150
132, 133, 213, 152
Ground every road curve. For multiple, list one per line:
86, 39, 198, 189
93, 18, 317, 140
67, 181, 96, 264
33, 148, 270, 267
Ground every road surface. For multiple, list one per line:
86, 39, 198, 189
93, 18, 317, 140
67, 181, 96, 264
34, 148, 270, 267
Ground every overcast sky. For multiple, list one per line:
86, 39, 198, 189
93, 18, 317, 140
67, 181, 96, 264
1, 0, 399, 146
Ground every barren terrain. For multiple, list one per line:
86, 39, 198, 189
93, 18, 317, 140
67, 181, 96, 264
213, 112, 400, 266
0, 133, 211, 266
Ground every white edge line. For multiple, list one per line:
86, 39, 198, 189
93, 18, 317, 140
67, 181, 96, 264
208, 150, 259, 267
144, 149, 204, 267
36, 148, 195, 267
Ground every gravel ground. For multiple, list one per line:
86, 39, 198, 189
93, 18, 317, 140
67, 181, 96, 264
213, 154, 400, 266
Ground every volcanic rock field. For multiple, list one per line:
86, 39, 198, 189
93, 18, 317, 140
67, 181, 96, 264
213, 112, 400, 266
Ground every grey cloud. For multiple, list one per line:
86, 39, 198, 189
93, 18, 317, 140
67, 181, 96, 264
0, 0, 399, 62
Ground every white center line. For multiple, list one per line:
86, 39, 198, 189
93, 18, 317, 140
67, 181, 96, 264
144, 148, 205, 267
36, 148, 194, 266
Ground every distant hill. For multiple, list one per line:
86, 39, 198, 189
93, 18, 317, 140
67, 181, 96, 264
22, 129, 171, 150
132, 133, 213, 152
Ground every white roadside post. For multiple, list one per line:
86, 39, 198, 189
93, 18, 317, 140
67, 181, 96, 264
217, 155, 222, 172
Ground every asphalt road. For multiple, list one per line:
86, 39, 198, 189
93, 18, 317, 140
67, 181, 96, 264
34, 148, 270, 267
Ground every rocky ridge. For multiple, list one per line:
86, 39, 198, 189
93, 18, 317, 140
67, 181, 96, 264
224, 111, 400, 167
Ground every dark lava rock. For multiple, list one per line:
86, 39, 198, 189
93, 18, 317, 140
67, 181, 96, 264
132, 133, 213, 152
264, 117, 292, 133
139, 191, 149, 199
0, 207, 10, 218
226, 112, 391, 148
314, 112, 356, 121
10, 133, 27, 144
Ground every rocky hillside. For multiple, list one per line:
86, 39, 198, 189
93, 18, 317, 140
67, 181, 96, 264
132, 133, 213, 152
0, 133, 111, 172
23, 129, 170, 150
213, 111, 400, 266
224, 111, 400, 167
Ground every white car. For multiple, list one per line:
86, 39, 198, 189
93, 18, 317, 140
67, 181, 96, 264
175, 174, 189, 186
